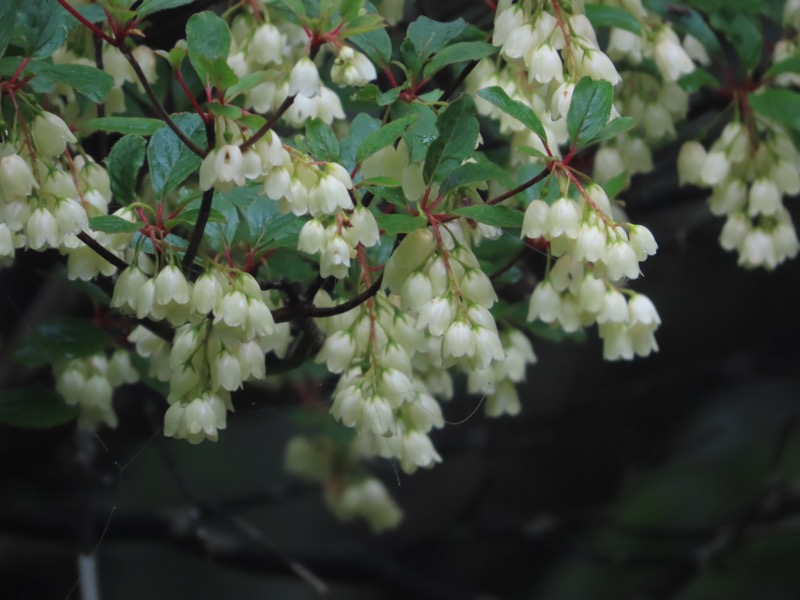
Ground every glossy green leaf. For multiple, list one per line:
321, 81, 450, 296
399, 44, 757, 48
147, 113, 207, 198
439, 159, 507, 196
105, 135, 146, 205
453, 205, 524, 228
339, 12, 386, 37
765, 54, 800, 78
84, 116, 164, 136
13, 317, 114, 368
356, 114, 417, 163
423, 95, 479, 182
567, 77, 613, 146
339, 113, 381, 171
407, 16, 466, 59
587, 116, 636, 145
0, 388, 78, 428
186, 11, 237, 88
224, 70, 275, 101
678, 68, 720, 93
165, 206, 227, 230
376, 213, 427, 236
89, 215, 141, 234
11, 0, 68, 58
423, 41, 496, 78
137, 0, 196, 18
0, 0, 18, 58
305, 118, 340, 162
669, 7, 723, 58
749, 89, 800, 133
477, 86, 548, 143
602, 171, 628, 200
350, 27, 392, 66
30, 62, 113, 103
395, 101, 438, 162
352, 84, 402, 106
710, 10, 761, 72
585, 3, 642, 34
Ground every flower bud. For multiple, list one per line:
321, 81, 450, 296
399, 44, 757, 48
0, 154, 35, 200
288, 57, 321, 97
32, 112, 77, 157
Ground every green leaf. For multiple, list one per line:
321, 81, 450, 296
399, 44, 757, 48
423, 95, 479, 183
13, 317, 114, 368
83, 116, 164, 136
76, 4, 106, 22
407, 16, 466, 60
203, 185, 302, 252
0, 0, 19, 58
452, 205, 523, 228
274, 0, 307, 17
585, 3, 642, 34
224, 70, 275, 101
352, 84, 402, 106
749, 89, 800, 133
305, 118, 340, 162
395, 101, 438, 162
765, 54, 800, 78
27, 62, 114, 103
0, 388, 78, 428
358, 176, 401, 187
340, 113, 381, 171
677, 68, 720, 93
439, 159, 507, 196
587, 116, 635, 145
709, 10, 761, 72
147, 113, 207, 199
423, 41, 496, 79
105, 135, 146, 205
263, 248, 317, 282
369, 185, 407, 208
376, 213, 427, 236
165, 206, 227, 230
602, 171, 628, 200
567, 77, 613, 147
350, 27, 392, 67
669, 8, 722, 58
186, 11, 237, 89
137, 0, 196, 18
477, 86, 548, 143
356, 114, 417, 164
89, 215, 141, 234
11, 0, 68, 58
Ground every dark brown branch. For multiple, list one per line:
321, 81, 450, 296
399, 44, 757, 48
77, 231, 129, 271
240, 94, 296, 152
270, 275, 383, 323
182, 187, 214, 272
124, 52, 205, 158
486, 167, 549, 205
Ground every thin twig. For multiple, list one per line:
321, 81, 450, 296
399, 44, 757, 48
240, 94, 296, 152
182, 188, 214, 271
77, 232, 129, 271
125, 52, 205, 158
486, 168, 549, 205
271, 275, 384, 323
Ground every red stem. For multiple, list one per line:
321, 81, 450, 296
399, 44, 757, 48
9, 58, 31, 85
56, 0, 117, 45
175, 68, 209, 122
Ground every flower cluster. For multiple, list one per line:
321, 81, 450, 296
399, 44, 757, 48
55, 350, 139, 428
679, 122, 800, 269
523, 182, 660, 359
285, 434, 403, 533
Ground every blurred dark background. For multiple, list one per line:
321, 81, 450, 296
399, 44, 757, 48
3, 1, 800, 599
